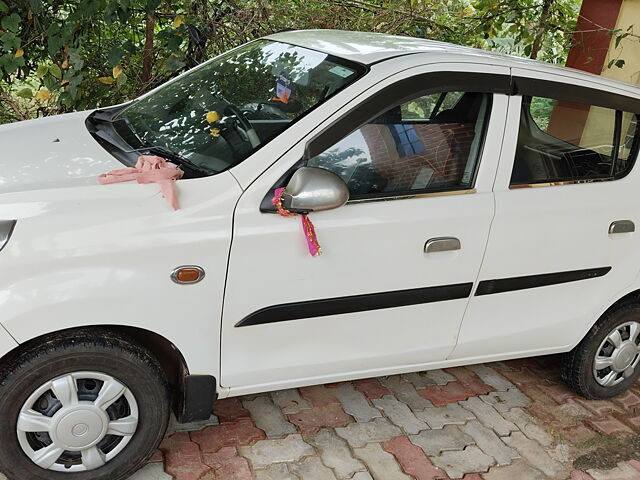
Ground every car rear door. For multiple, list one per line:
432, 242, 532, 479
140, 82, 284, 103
452, 68, 640, 362
220, 63, 510, 393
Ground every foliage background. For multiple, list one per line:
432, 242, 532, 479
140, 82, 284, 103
0, 0, 597, 124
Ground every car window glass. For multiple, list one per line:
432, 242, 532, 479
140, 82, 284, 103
511, 95, 640, 185
307, 91, 491, 199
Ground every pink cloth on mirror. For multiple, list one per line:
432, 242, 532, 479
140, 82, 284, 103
98, 155, 184, 210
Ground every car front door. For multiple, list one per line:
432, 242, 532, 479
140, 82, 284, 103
221, 64, 510, 392
452, 68, 640, 363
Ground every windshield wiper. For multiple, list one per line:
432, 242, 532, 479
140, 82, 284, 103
141, 144, 215, 176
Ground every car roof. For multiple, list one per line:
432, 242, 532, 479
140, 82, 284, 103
265, 29, 640, 96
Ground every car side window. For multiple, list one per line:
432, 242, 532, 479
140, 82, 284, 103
307, 91, 492, 199
511, 95, 640, 185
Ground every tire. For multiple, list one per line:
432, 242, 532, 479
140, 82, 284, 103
0, 329, 170, 480
562, 303, 640, 399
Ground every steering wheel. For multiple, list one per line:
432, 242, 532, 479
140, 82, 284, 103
224, 104, 261, 149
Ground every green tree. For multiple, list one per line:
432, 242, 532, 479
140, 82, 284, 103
0, 0, 588, 125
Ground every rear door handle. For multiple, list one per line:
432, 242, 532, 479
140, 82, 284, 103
609, 220, 635, 234
424, 237, 461, 253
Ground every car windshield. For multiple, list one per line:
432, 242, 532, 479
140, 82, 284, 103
115, 40, 364, 176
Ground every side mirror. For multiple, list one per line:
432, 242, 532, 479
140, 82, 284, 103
281, 167, 349, 213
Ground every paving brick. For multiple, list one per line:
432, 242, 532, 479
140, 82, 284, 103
502, 408, 554, 447
467, 365, 515, 392
335, 417, 403, 448
460, 420, 519, 466
528, 403, 557, 424
630, 460, 640, 472
213, 398, 250, 423
287, 404, 354, 434
380, 375, 434, 410
538, 384, 578, 405
411, 369, 456, 387
373, 395, 429, 434
168, 414, 219, 434
588, 418, 634, 436
382, 436, 449, 480
410, 425, 474, 456
503, 432, 565, 477
300, 385, 341, 407
575, 399, 622, 416
615, 413, 640, 431
289, 456, 338, 480
202, 446, 252, 480
550, 443, 571, 463
243, 396, 297, 438
306, 428, 366, 479
461, 475, 483, 480
459, 397, 517, 437
254, 463, 297, 480
431, 446, 495, 479
353, 378, 392, 399
497, 367, 540, 386
555, 400, 594, 423
415, 404, 477, 429
480, 389, 531, 413
353, 442, 413, 480
271, 388, 311, 414
334, 384, 382, 422
238, 434, 314, 469
560, 423, 597, 446
420, 381, 474, 406
482, 459, 547, 480
160, 432, 212, 480
127, 463, 172, 480
191, 417, 265, 453
614, 391, 640, 411
351, 473, 374, 480
570, 471, 596, 480
446, 367, 495, 396
588, 462, 640, 480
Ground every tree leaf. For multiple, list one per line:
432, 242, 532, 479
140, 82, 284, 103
35, 64, 49, 78
1, 13, 21, 33
0, 1, 8, 13
34, 89, 51, 100
173, 14, 185, 29
614, 59, 626, 69
112, 64, 123, 78
16, 87, 32, 99
48, 63, 62, 79
107, 46, 123, 67
15, 48, 24, 58
116, 71, 127, 86
98, 76, 114, 85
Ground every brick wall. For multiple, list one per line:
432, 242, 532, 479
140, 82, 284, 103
360, 122, 476, 192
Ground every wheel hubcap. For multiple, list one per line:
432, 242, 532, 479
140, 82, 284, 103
17, 372, 139, 472
593, 321, 640, 387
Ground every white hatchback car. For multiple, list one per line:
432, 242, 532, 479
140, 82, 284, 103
1, 29, 640, 479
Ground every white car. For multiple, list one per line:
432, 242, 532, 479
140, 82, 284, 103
1, 29, 639, 479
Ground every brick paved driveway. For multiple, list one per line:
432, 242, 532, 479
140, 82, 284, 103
128, 355, 640, 480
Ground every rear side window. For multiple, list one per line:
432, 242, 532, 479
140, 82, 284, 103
511, 96, 640, 185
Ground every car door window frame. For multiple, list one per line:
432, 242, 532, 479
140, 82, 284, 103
260, 71, 511, 212
509, 76, 640, 188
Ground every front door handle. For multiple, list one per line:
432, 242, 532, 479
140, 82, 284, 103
424, 237, 461, 253
609, 220, 635, 234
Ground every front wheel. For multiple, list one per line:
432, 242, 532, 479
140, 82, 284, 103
0, 330, 170, 480
562, 303, 640, 399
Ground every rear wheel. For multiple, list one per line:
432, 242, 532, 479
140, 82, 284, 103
562, 304, 640, 399
0, 330, 170, 480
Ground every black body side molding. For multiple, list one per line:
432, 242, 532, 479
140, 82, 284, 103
236, 282, 473, 327
475, 267, 612, 296
177, 375, 218, 423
